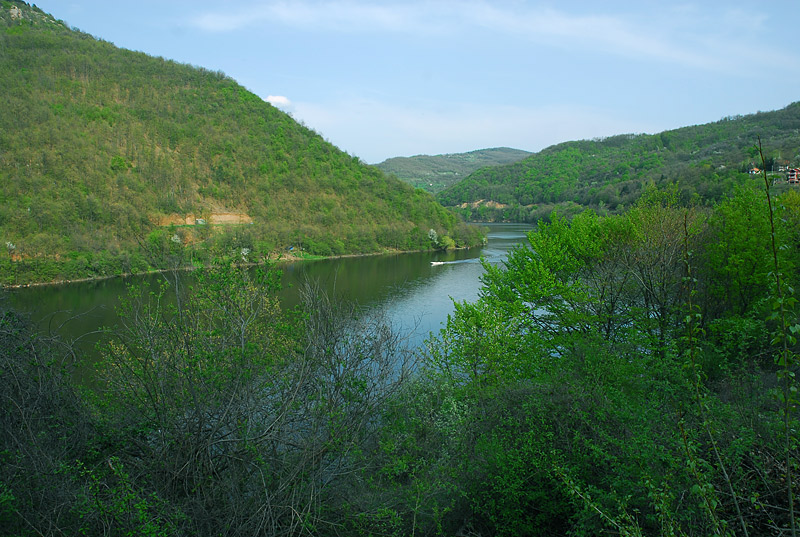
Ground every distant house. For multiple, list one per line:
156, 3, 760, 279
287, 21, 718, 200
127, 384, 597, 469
749, 167, 761, 175
788, 168, 800, 184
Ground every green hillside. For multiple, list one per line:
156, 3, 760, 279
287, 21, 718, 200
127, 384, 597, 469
374, 147, 531, 193
438, 103, 800, 221
0, 1, 481, 286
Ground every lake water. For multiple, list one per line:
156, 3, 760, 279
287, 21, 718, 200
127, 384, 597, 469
3, 223, 531, 363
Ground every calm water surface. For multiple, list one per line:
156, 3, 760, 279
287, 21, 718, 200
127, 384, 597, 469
5, 223, 531, 361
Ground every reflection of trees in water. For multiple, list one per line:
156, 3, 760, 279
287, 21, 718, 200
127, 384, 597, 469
1, 263, 417, 536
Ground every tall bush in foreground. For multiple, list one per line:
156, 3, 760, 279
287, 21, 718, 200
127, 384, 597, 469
405, 188, 798, 535
0, 304, 179, 535
100, 262, 416, 536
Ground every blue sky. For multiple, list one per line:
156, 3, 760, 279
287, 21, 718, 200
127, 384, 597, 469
33, 1, 800, 163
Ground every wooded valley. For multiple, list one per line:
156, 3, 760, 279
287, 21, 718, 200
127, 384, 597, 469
1, 1, 799, 535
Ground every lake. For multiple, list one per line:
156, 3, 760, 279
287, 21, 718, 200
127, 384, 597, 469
3, 223, 531, 367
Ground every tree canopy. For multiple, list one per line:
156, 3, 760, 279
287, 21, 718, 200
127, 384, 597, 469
438, 103, 800, 222
0, 1, 481, 285
374, 147, 531, 193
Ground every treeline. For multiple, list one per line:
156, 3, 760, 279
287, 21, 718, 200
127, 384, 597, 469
2, 175, 799, 534
438, 102, 800, 222
374, 147, 532, 193
0, 1, 481, 286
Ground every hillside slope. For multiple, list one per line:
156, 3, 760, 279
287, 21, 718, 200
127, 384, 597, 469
0, 1, 481, 285
374, 147, 531, 193
437, 103, 800, 221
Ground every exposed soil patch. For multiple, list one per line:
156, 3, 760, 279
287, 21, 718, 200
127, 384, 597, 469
457, 199, 509, 209
154, 212, 253, 226
208, 213, 252, 225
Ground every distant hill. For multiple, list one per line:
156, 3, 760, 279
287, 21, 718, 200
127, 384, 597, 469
0, 1, 481, 285
374, 147, 531, 193
437, 104, 800, 222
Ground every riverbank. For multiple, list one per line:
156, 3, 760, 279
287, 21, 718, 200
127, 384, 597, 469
5, 223, 527, 377
0, 245, 473, 290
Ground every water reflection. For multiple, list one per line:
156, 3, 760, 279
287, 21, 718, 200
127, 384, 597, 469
4, 223, 532, 355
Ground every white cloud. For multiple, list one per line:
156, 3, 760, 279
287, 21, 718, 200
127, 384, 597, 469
189, 1, 444, 33
266, 95, 292, 108
455, 4, 794, 73
187, 1, 798, 74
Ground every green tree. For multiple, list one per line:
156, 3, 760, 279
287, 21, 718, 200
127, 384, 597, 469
412, 194, 798, 535
100, 263, 416, 535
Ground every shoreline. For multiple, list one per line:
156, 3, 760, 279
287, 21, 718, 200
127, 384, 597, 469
1, 246, 473, 290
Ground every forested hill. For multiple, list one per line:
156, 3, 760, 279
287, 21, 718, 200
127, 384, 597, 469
437, 102, 800, 222
374, 147, 531, 193
0, 1, 481, 286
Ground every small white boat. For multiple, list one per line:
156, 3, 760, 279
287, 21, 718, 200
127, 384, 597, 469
431, 261, 445, 266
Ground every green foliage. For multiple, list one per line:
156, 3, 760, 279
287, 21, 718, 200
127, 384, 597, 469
0, 302, 182, 535
61, 459, 179, 537
0, 1, 482, 286
704, 185, 781, 317
438, 103, 800, 222
95, 263, 418, 535
3, 176, 800, 535
408, 188, 800, 535
374, 147, 532, 193
4, 3, 799, 531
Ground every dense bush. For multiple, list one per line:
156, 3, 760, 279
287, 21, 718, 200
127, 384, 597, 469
396, 184, 800, 535
4, 180, 798, 535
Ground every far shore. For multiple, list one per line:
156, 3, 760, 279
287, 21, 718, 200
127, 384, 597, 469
2, 246, 473, 290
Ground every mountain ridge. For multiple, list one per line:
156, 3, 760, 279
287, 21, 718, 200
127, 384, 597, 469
0, 0, 481, 285
437, 103, 800, 221
374, 147, 531, 193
